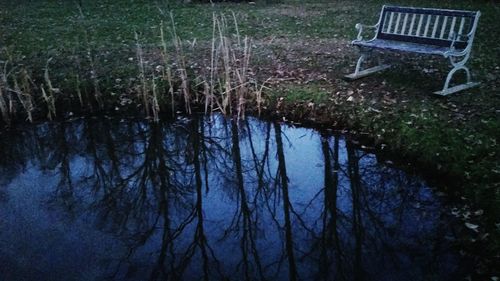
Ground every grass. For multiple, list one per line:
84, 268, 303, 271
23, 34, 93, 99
0, 0, 499, 273
273, 84, 330, 103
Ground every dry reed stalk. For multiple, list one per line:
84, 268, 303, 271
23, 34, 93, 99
230, 11, 252, 120
209, 13, 256, 119
234, 36, 251, 120
75, 74, 84, 106
77, 4, 102, 108
43, 58, 57, 119
85, 45, 101, 108
21, 69, 35, 122
13, 76, 34, 123
0, 87, 10, 124
151, 72, 160, 122
0, 60, 11, 124
8, 94, 15, 117
170, 12, 191, 114
134, 31, 151, 118
203, 81, 212, 114
155, 12, 262, 119
255, 78, 271, 116
208, 13, 218, 114
166, 67, 174, 116
40, 86, 53, 120
220, 16, 233, 115
209, 14, 229, 115
231, 11, 241, 47
160, 21, 175, 117
0, 59, 15, 120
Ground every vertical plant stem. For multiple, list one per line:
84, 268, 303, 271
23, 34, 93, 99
135, 31, 151, 118
160, 21, 175, 117
231, 11, 241, 47
170, 12, 191, 114
75, 74, 84, 107
77, 4, 102, 108
152, 72, 160, 122
0, 86, 10, 124
43, 58, 57, 119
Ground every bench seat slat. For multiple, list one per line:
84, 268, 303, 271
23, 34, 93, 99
354, 39, 454, 55
376, 33, 468, 49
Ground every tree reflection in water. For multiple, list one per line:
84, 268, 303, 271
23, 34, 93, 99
0, 115, 467, 281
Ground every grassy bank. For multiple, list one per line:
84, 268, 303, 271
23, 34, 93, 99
1, 0, 499, 275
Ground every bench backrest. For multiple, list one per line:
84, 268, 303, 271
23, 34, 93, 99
376, 6, 480, 50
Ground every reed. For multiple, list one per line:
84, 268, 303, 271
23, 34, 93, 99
0, 58, 36, 124
42, 58, 57, 120
160, 20, 175, 117
0, 58, 13, 124
75, 74, 84, 107
151, 72, 160, 122
155, 12, 264, 120
170, 12, 192, 114
207, 13, 217, 115
13, 70, 34, 123
77, 4, 102, 109
0, 76, 10, 124
0, 10, 267, 125
206, 13, 259, 120
0, 86, 10, 125
135, 31, 151, 118
255, 78, 271, 116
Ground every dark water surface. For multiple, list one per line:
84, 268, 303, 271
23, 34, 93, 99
0, 115, 469, 281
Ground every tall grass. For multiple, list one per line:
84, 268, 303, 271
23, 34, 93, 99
170, 13, 192, 115
160, 20, 175, 117
13, 69, 35, 123
0, 56, 36, 124
0, 9, 267, 125
203, 12, 259, 120
77, 4, 102, 109
131, 11, 265, 121
42, 58, 57, 120
135, 31, 151, 118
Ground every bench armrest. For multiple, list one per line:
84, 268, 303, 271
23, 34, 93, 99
353, 23, 379, 43
445, 32, 472, 57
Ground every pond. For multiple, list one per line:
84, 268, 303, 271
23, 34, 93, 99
0, 114, 472, 281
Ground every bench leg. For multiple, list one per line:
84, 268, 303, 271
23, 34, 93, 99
345, 51, 391, 80
434, 56, 480, 96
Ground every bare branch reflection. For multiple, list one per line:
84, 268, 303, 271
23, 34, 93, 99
0, 115, 465, 281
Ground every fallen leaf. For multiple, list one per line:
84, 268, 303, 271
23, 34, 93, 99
474, 209, 484, 216
465, 222, 479, 232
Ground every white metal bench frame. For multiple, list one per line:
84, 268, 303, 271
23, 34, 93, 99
345, 5, 481, 96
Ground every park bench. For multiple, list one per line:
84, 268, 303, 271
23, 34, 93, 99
345, 5, 481, 96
